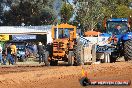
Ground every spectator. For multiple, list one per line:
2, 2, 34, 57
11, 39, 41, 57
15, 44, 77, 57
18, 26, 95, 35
37, 42, 45, 64
10, 43, 17, 64
0, 44, 3, 64
2, 49, 6, 64
46, 43, 53, 59
29, 43, 34, 57
3, 44, 14, 65
25, 48, 30, 58
33, 43, 38, 57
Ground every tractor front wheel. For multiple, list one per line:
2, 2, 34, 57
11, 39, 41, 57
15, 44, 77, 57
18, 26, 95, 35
68, 51, 74, 66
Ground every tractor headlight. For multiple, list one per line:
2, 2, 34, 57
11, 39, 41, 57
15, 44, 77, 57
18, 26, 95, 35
114, 37, 118, 43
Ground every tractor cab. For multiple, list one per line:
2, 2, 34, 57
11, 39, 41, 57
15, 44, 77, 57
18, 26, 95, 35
54, 28, 73, 39
106, 18, 129, 35
52, 23, 76, 40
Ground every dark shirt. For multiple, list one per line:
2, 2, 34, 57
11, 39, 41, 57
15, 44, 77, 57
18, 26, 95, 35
37, 45, 45, 54
46, 44, 53, 54
2, 50, 6, 54
114, 28, 121, 35
7, 47, 12, 54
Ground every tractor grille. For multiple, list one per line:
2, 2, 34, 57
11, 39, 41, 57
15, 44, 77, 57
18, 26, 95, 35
53, 42, 58, 47
53, 51, 63, 53
53, 42, 64, 47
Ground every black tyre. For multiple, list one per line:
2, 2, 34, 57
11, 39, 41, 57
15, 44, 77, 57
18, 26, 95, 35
50, 60, 58, 66
68, 51, 74, 66
74, 45, 84, 66
124, 39, 132, 61
44, 51, 50, 66
110, 52, 118, 63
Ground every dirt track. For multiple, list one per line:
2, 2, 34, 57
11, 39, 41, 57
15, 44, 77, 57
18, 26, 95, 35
0, 62, 132, 88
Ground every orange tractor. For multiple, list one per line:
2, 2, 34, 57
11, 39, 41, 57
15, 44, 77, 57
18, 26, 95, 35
48, 23, 78, 66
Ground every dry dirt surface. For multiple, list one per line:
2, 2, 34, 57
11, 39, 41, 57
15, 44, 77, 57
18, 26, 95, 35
0, 62, 132, 88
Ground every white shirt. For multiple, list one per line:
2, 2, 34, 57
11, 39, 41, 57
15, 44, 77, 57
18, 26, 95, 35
0, 46, 2, 53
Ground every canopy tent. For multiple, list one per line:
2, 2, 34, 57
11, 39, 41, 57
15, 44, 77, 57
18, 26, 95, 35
84, 31, 101, 36
0, 26, 51, 35
0, 26, 53, 44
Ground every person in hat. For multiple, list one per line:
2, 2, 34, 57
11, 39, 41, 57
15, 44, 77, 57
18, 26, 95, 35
37, 42, 45, 64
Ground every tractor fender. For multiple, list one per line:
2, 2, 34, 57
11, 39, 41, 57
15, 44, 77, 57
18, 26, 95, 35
122, 32, 132, 41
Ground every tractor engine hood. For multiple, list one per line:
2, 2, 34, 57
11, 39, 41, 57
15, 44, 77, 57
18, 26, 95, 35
99, 33, 121, 45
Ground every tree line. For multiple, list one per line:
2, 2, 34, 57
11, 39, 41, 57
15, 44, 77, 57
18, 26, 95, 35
0, 0, 132, 31
0, 0, 73, 26
74, 0, 132, 31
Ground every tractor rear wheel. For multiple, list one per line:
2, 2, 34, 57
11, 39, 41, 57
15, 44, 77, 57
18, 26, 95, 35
124, 39, 132, 61
68, 51, 74, 66
74, 44, 84, 66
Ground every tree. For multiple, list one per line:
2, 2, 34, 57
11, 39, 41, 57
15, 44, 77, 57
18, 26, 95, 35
116, 5, 132, 18
75, 0, 104, 31
0, 0, 3, 25
101, 0, 132, 17
60, 3, 73, 23
3, 1, 39, 26
40, 6, 56, 25
74, 0, 132, 31
2, 0, 57, 26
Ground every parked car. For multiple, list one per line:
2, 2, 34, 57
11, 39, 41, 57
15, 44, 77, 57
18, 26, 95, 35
16, 44, 27, 62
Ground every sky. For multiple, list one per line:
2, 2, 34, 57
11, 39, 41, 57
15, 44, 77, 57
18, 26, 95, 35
69, 0, 73, 4
68, 0, 75, 21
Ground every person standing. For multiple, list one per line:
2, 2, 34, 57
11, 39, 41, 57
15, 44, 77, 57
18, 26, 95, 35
3, 44, 14, 65
10, 43, 17, 64
33, 43, 38, 57
0, 44, 3, 64
37, 42, 45, 64
46, 43, 53, 59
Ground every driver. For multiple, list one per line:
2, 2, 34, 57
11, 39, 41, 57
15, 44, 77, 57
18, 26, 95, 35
115, 25, 121, 35
64, 34, 68, 38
